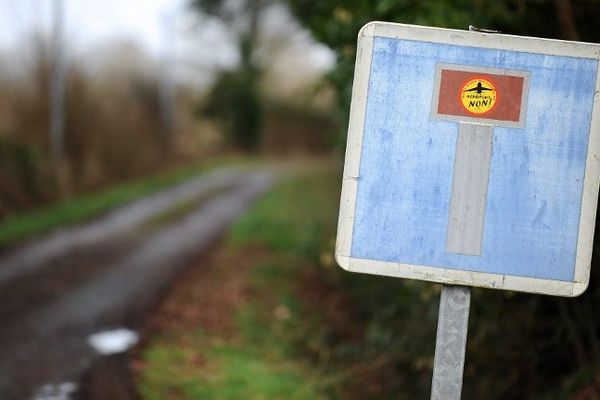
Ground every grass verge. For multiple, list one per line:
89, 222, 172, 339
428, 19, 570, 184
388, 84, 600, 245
136, 160, 342, 400
0, 157, 251, 248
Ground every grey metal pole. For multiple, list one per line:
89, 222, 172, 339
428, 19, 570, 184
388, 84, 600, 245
430, 285, 471, 400
50, 0, 66, 164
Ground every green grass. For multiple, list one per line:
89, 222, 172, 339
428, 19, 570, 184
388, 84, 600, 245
194, 344, 322, 400
137, 161, 342, 400
229, 165, 338, 261
141, 333, 325, 400
0, 157, 250, 247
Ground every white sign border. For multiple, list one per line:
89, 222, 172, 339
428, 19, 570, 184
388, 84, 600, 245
335, 22, 600, 297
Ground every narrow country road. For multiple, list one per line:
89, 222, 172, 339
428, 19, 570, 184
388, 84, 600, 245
0, 166, 279, 399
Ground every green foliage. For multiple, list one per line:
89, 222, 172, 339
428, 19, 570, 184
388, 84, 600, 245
192, 0, 265, 151
202, 69, 263, 151
229, 165, 337, 261
286, 0, 600, 148
0, 135, 43, 213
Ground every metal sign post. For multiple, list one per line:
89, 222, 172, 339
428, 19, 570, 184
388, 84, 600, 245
431, 285, 471, 400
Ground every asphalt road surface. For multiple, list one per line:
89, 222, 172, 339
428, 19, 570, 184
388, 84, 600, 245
0, 166, 278, 399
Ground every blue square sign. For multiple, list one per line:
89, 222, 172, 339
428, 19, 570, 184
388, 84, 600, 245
336, 22, 600, 296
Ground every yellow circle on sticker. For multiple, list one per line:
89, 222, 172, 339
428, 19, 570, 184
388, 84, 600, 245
461, 78, 497, 114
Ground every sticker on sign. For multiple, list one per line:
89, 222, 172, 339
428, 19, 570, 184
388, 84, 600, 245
335, 22, 600, 297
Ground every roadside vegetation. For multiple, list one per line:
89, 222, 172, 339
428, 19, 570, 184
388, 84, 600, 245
136, 161, 341, 399
2, 1, 599, 398
0, 157, 250, 248
137, 160, 600, 399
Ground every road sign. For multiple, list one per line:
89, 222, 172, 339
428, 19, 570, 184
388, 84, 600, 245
335, 22, 600, 297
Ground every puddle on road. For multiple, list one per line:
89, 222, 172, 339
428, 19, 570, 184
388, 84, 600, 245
88, 328, 139, 355
32, 382, 78, 400
32, 329, 139, 400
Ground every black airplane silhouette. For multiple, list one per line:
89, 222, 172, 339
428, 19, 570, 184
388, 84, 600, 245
464, 82, 493, 94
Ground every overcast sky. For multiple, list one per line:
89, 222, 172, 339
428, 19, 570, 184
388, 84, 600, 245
1, 0, 184, 55
0, 0, 334, 89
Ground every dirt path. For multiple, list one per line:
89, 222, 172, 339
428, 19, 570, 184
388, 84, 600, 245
0, 166, 278, 400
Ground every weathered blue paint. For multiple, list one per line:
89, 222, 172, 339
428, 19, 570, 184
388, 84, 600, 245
350, 37, 598, 281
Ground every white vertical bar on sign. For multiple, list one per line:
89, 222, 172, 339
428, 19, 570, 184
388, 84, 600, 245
446, 123, 493, 256
431, 285, 471, 400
